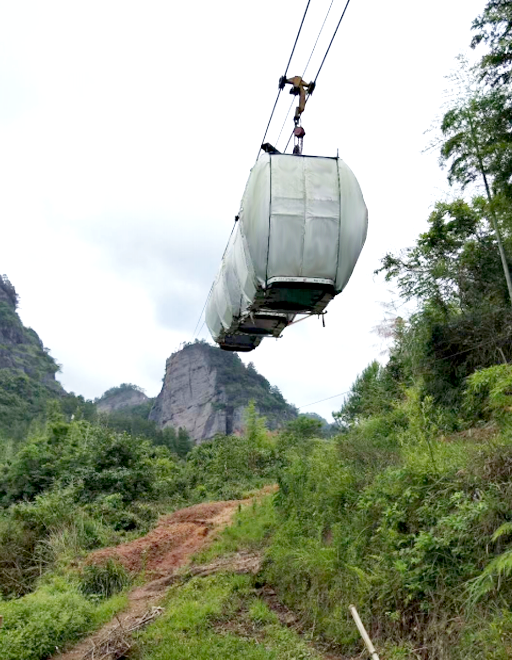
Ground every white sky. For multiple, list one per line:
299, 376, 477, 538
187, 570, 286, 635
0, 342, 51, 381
0, 0, 486, 421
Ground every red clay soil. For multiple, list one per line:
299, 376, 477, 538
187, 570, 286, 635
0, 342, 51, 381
55, 499, 248, 660
87, 500, 243, 579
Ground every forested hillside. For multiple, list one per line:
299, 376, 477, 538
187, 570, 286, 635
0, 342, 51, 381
0, 276, 64, 441
2, 2, 512, 660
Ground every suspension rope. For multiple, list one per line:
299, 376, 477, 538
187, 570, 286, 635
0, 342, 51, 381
276, 0, 335, 151
256, 0, 312, 161
313, 0, 352, 85
284, 0, 313, 81
304, 0, 336, 81
191, 286, 213, 339
283, 0, 354, 153
276, 98, 296, 151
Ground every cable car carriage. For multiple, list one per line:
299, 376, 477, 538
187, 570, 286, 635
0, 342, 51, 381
206, 76, 368, 352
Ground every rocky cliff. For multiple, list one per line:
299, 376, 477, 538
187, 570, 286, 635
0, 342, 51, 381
0, 275, 64, 437
150, 341, 297, 442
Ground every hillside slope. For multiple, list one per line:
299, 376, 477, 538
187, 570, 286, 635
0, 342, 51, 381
0, 275, 63, 438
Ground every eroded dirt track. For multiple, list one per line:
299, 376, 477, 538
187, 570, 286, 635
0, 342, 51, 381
55, 499, 248, 660
88, 500, 243, 578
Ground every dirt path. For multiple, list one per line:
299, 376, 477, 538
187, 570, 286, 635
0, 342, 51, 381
55, 499, 248, 660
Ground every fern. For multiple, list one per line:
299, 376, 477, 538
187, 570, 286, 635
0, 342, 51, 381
468, 548, 512, 601
492, 522, 512, 542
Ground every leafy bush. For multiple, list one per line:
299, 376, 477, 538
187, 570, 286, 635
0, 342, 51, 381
0, 418, 180, 506
184, 434, 277, 502
257, 425, 512, 658
0, 489, 113, 597
91, 495, 159, 532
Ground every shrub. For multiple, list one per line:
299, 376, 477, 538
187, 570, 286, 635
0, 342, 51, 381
0, 419, 180, 506
0, 489, 114, 597
0, 578, 95, 660
79, 559, 130, 599
0, 576, 127, 660
258, 429, 512, 657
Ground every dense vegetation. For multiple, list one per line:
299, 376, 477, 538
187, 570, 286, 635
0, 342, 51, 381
96, 385, 193, 458
0, 399, 286, 659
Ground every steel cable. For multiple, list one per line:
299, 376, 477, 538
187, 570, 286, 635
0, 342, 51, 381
298, 389, 350, 409
256, 0, 312, 161
276, 0, 335, 151
313, 0, 352, 85
284, 0, 353, 153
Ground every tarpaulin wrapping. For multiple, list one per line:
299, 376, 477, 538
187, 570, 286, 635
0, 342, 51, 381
206, 154, 367, 343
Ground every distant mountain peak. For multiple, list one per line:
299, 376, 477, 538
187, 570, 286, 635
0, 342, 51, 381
96, 384, 149, 413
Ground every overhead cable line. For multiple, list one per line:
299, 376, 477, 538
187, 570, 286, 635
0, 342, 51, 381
303, 0, 336, 81
191, 219, 238, 340
191, 288, 212, 340
284, 0, 353, 153
434, 336, 511, 362
298, 389, 350, 409
284, 0, 313, 82
256, 0, 312, 161
276, 0, 335, 151
298, 337, 511, 409
275, 99, 296, 150
313, 0, 352, 85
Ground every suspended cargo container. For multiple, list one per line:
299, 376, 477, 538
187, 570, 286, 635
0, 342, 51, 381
206, 153, 367, 352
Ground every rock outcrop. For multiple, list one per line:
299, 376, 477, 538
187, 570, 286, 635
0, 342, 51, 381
0, 275, 64, 437
96, 386, 150, 413
150, 341, 297, 443
0, 275, 63, 392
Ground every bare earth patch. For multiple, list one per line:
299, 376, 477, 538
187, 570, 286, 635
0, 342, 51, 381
54, 499, 249, 660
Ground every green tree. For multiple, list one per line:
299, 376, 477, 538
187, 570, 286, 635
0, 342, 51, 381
438, 60, 512, 303
472, 0, 512, 87
0, 418, 178, 506
333, 361, 399, 428
440, 85, 512, 200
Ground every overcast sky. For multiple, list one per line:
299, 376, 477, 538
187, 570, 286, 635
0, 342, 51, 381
0, 0, 486, 421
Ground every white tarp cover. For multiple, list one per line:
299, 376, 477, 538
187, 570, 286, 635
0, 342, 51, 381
206, 153, 368, 342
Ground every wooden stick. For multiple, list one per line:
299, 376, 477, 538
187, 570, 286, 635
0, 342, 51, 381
349, 605, 380, 660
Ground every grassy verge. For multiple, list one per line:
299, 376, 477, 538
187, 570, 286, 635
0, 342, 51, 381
196, 495, 277, 563
0, 575, 128, 660
134, 573, 319, 660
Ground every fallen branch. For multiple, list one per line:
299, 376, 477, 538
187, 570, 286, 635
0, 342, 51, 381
81, 606, 163, 660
